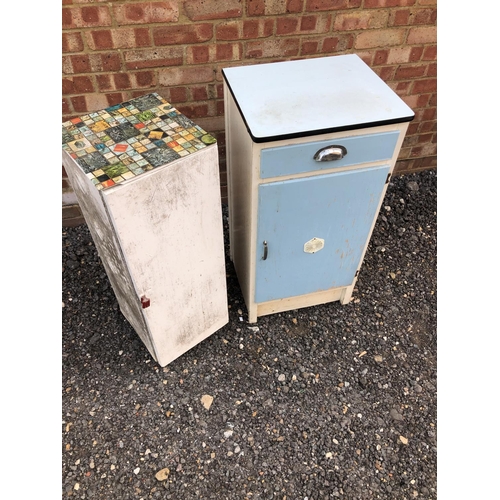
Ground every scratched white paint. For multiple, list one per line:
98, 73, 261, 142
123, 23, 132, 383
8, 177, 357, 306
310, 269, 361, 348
103, 144, 228, 367
62, 144, 228, 367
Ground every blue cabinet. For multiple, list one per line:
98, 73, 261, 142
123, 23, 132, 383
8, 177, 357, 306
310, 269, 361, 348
223, 55, 414, 322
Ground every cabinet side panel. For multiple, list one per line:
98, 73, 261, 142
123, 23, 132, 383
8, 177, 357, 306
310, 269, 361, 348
61, 151, 156, 359
103, 145, 228, 367
225, 88, 256, 309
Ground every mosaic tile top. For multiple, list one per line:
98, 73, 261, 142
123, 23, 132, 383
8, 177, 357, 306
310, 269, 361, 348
62, 92, 217, 191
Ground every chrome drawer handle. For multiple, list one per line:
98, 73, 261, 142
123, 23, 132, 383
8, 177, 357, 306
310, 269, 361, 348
313, 145, 347, 162
262, 241, 268, 260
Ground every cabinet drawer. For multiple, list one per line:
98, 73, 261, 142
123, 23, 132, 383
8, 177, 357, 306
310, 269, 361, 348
260, 131, 399, 179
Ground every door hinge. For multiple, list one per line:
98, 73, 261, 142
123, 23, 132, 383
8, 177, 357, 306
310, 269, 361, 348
386, 173, 391, 184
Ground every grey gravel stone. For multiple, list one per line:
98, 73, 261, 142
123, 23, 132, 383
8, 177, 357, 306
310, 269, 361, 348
62, 170, 437, 499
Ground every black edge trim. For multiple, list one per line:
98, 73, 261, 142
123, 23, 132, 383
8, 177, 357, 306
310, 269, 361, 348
222, 69, 415, 145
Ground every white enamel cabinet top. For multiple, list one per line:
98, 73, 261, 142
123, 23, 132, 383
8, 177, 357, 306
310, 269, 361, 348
222, 54, 414, 143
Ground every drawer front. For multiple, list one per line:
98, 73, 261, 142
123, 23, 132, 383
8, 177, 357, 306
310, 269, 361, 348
260, 131, 399, 179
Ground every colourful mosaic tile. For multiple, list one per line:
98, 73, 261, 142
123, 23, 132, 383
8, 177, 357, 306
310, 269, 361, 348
62, 92, 217, 191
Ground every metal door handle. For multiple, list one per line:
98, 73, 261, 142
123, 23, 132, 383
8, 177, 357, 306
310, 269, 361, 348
313, 145, 347, 161
262, 241, 268, 260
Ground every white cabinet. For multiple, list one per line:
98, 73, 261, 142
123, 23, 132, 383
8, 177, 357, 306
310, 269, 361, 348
222, 55, 414, 323
62, 93, 228, 366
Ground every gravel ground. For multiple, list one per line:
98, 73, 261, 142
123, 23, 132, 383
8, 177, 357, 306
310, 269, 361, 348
62, 169, 437, 499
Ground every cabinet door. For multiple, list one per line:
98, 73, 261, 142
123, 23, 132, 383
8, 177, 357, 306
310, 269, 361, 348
255, 165, 390, 303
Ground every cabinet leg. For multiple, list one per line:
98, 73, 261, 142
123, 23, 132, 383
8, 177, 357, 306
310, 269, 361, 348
248, 307, 258, 324
340, 285, 355, 305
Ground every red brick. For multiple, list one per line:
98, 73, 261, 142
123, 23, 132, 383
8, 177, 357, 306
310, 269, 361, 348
63, 76, 94, 94
414, 8, 437, 25
113, 2, 178, 25
216, 22, 240, 40
287, 0, 304, 12
106, 93, 127, 107
87, 30, 113, 50
96, 74, 112, 91
187, 46, 210, 64
114, 72, 134, 90
300, 15, 316, 30
70, 95, 88, 112
412, 78, 436, 94
184, 0, 242, 20
276, 17, 299, 35
365, 0, 416, 7
135, 71, 155, 87
423, 46, 437, 60
306, 0, 348, 11
62, 6, 111, 28
407, 26, 436, 44
220, 43, 242, 61
124, 47, 183, 70
153, 24, 213, 45
322, 34, 354, 52
373, 50, 389, 65
394, 81, 411, 94
389, 9, 410, 26
247, 0, 265, 15
407, 122, 419, 135
158, 66, 214, 86
416, 94, 431, 108
62, 32, 84, 53
177, 103, 209, 119
417, 132, 433, 144
245, 38, 300, 58
419, 120, 436, 133
375, 66, 395, 81
192, 86, 208, 101
95, 53, 122, 72
394, 65, 426, 80
168, 87, 188, 103
301, 40, 319, 55
426, 63, 437, 77
70, 55, 91, 74
410, 46, 424, 62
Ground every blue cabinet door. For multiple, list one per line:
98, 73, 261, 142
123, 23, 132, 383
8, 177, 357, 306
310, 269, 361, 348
255, 165, 390, 303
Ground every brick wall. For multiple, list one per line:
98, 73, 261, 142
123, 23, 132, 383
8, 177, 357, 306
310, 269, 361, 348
62, 0, 437, 227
